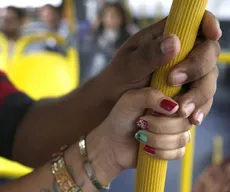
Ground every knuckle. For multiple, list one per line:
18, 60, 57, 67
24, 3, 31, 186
145, 88, 162, 106
197, 65, 206, 78
178, 132, 189, 147
160, 147, 186, 160
188, 56, 205, 78
158, 151, 170, 160
153, 136, 162, 149
153, 123, 165, 134
198, 86, 212, 103
201, 98, 213, 118
148, 88, 162, 99
212, 40, 221, 57
214, 65, 219, 78
185, 88, 196, 102
185, 122, 193, 132
190, 81, 213, 106
206, 40, 221, 57
175, 147, 186, 159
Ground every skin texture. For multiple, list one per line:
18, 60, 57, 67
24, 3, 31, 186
12, 11, 221, 168
0, 86, 193, 192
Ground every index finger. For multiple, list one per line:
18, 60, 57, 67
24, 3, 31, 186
176, 66, 218, 118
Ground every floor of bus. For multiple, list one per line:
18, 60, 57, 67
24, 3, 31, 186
108, 64, 230, 192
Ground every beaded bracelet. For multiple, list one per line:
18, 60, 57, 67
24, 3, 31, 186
51, 145, 83, 192
79, 136, 110, 190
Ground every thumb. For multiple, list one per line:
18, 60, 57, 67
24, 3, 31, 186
130, 35, 180, 77
117, 88, 179, 116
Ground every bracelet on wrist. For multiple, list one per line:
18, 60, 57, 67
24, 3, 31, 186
79, 136, 110, 190
51, 145, 83, 192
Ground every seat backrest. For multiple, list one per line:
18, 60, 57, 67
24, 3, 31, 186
7, 32, 80, 100
0, 157, 32, 179
8, 52, 75, 100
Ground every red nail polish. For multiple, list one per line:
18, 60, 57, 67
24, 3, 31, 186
160, 99, 177, 112
136, 119, 148, 129
144, 145, 156, 154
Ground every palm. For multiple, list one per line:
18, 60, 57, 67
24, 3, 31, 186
110, 136, 139, 169
104, 101, 144, 170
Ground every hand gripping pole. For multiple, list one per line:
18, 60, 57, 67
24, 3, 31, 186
135, 1, 208, 191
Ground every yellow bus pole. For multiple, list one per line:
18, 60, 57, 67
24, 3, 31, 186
180, 127, 196, 192
219, 52, 230, 63
135, 1, 208, 191
64, 0, 77, 35
212, 136, 223, 165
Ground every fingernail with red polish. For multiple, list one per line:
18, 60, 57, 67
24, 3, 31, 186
136, 119, 148, 130
144, 145, 156, 155
160, 99, 178, 112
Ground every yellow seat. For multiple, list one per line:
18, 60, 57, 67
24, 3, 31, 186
8, 52, 75, 100
0, 33, 80, 179
7, 32, 79, 100
0, 157, 32, 179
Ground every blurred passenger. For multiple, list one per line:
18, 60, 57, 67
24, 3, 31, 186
20, 5, 71, 55
88, 2, 131, 81
38, 4, 69, 39
95, 2, 130, 53
193, 159, 230, 192
0, 6, 26, 56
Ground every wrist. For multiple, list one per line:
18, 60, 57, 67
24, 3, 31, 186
95, 67, 123, 103
64, 130, 122, 192
86, 129, 122, 185
65, 144, 97, 191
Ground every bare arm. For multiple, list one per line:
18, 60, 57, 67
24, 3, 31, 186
12, 74, 115, 168
3, 131, 117, 192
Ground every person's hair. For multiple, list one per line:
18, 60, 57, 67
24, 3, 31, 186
41, 4, 62, 17
96, 2, 130, 49
6, 6, 26, 20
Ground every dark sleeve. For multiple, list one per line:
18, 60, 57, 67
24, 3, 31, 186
0, 71, 34, 159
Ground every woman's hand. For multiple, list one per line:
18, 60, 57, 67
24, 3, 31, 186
86, 88, 192, 184
100, 11, 221, 126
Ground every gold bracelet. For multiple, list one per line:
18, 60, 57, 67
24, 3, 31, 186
79, 136, 110, 190
51, 145, 83, 192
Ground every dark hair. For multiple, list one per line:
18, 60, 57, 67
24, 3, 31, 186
41, 4, 62, 17
7, 6, 26, 20
96, 2, 130, 49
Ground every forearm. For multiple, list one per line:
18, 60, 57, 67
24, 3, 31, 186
2, 137, 118, 192
12, 75, 116, 168
0, 163, 59, 192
